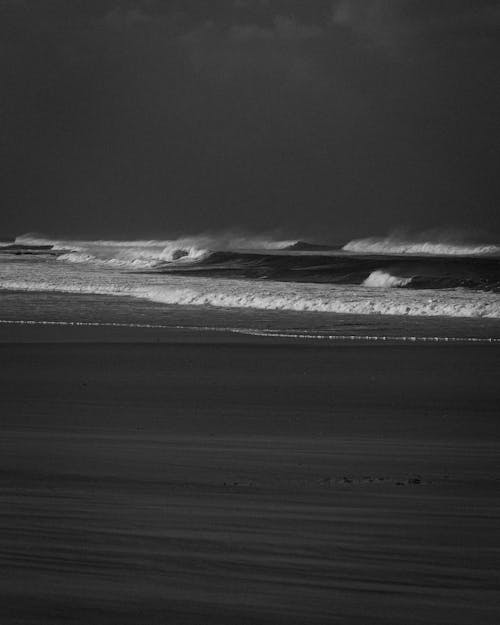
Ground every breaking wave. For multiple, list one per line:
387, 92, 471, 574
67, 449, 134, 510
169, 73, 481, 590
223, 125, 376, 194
14, 233, 298, 269
56, 246, 210, 268
2, 231, 499, 324
343, 237, 500, 257
5, 233, 500, 292
138, 285, 500, 318
3, 276, 499, 319
363, 271, 412, 288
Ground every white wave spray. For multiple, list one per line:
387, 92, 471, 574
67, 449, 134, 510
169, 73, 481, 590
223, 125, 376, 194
363, 271, 412, 288
15, 233, 298, 268
343, 235, 500, 256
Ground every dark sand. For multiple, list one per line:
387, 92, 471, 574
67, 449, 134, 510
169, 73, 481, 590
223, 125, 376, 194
0, 330, 499, 624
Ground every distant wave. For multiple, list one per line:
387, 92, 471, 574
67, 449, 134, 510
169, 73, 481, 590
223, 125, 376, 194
56, 247, 210, 268
15, 233, 298, 252
343, 237, 500, 257
14, 233, 298, 269
283, 240, 340, 252
14, 233, 500, 260
7, 233, 500, 292
0, 242, 55, 255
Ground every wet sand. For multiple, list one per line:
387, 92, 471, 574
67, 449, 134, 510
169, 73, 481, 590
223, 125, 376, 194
0, 332, 499, 624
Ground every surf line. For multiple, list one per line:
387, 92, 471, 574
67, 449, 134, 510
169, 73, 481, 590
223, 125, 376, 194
0, 319, 499, 344
230, 328, 500, 343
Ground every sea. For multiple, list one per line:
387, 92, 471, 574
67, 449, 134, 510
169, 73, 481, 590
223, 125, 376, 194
1, 233, 500, 343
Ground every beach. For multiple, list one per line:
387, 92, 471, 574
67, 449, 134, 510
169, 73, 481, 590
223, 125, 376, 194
1, 330, 498, 624
3, 0, 500, 620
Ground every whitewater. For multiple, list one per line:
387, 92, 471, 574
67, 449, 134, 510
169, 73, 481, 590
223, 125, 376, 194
12, 233, 297, 268
343, 236, 500, 257
1, 234, 500, 341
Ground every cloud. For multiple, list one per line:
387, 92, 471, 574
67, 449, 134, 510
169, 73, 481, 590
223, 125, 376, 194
180, 15, 324, 83
229, 16, 322, 42
331, 0, 351, 26
331, 0, 500, 48
102, 7, 153, 31
272, 16, 323, 40
229, 23, 274, 42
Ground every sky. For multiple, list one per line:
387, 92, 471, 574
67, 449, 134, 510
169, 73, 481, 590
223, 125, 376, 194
1, 0, 500, 241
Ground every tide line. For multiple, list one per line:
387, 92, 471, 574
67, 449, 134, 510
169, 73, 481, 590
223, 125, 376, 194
0, 319, 499, 344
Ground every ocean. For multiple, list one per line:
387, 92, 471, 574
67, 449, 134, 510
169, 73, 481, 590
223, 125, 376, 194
1, 233, 500, 342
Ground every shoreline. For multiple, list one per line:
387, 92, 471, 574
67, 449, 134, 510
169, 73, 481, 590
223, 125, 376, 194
1, 318, 500, 344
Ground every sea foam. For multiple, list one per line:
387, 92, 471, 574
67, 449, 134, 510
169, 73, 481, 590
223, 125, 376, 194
15, 233, 298, 269
343, 237, 500, 257
363, 271, 412, 288
137, 284, 499, 318
3, 273, 499, 319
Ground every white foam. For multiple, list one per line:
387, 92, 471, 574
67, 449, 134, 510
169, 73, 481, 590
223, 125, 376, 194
363, 270, 412, 288
137, 284, 500, 318
2, 261, 499, 319
56, 245, 210, 268
343, 237, 500, 256
52, 241, 211, 268
14, 233, 298, 269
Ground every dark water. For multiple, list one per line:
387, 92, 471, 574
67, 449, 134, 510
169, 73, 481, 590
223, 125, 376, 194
154, 249, 500, 291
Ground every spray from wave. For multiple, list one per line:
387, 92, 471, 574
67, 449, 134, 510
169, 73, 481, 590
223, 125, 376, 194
8, 232, 500, 292
15, 233, 299, 269
343, 232, 500, 256
363, 271, 412, 288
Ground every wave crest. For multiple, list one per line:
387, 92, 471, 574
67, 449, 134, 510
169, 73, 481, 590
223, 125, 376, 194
57, 245, 210, 268
14, 233, 298, 268
363, 271, 412, 288
343, 237, 500, 257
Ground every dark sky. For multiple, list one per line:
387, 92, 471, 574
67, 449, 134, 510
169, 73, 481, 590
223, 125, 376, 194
1, 0, 500, 240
